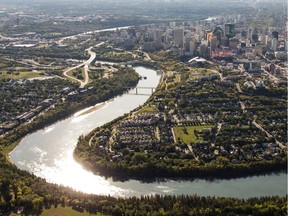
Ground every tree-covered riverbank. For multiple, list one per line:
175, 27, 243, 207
74, 54, 287, 180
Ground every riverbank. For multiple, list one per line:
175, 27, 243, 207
74, 145, 287, 181
7, 66, 288, 201
74, 60, 287, 182
75, 100, 112, 117
1, 67, 140, 156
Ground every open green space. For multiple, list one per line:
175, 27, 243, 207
0, 71, 43, 80
135, 105, 158, 114
41, 206, 101, 216
174, 74, 181, 83
67, 68, 85, 81
173, 125, 212, 144
10, 206, 101, 216
195, 68, 216, 76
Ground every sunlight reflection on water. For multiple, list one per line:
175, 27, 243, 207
9, 67, 287, 198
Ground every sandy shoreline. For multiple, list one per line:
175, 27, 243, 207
78, 99, 113, 116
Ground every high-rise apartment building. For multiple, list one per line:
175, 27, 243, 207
174, 28, 184, 48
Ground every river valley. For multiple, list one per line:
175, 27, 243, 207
9, 66, 287, 198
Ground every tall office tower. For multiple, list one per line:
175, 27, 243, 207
251, 33, 258, 45
162, 34, 168, 44
185, 35, 193, 52
260, 35, 268, 45
189, 39, 196, 55
272, 31, 279, 40
210, 36, 218, 56
241, 30, 247, 40
184, 35, 196, 55
196, 26, 204, 41
199, 44, 208, 57
271, 38, 278, 51
154, 29, 163, 50
225, 24, 235, 39
147, 29, 155, 40
206, 31, 213, 42
213, 26, 224, 41
248, 28, 252, 40
194, 33, 200, 43
174, 28, 184, 48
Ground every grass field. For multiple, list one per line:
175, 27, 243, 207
173, 125, 212, 144
0, 71, 43, 80
174, 74, 181, 83
136, 105, 158, 114
38, 206, 102, 216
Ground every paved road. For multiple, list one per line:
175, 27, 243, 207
239, 101, 246, 112
63, 42, 103, 87
143, 51, 152, 61
81, 47, 97, 87
262, 68, 279, 84
236, 83, 243, 93
187, 144, 199, 161
252, 119, 285, 149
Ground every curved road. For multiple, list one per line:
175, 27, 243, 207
63, 42, 104, 88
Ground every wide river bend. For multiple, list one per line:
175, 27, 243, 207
10, 66, 287, 198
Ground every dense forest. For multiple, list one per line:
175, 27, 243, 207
0, 154, 287, 216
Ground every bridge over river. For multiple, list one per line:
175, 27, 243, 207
126, 86, 155, 95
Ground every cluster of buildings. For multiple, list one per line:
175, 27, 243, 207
0, 79, 76, 135
101, 13, 287, 63
92, 108, 283, 164
0, 9, 112, 27
116, 113, 163, 146
92, 112, 175, 162
192, 136, 282, 163
171, 113, 215, 124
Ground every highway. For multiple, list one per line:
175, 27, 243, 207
63, 42, 104, 88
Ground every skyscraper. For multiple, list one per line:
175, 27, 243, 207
184, 35, 196, 55
272, 31, 279, 40
154, 29, 163, 50
174, 28, 184, 48
251, 33, 258, 45
210, 36, 218, 56
241, 31, 247, 40
213, 26, 224, 41
271, 38, 278, 51
225, 24, 235, 39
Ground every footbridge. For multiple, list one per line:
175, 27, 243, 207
125, 87, 155, 95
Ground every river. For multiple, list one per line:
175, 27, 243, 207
10, 66, 287, 198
